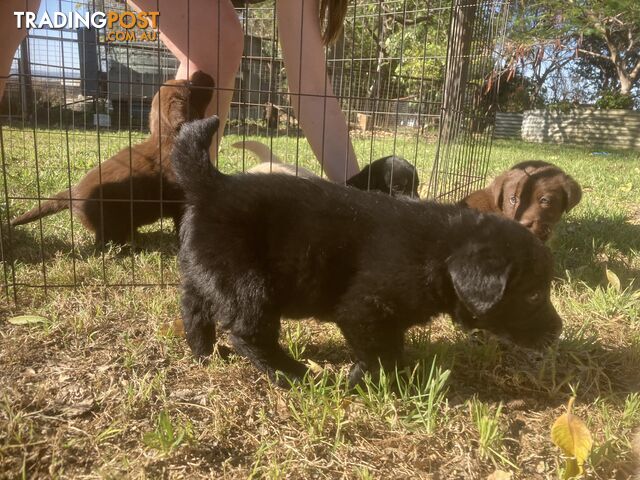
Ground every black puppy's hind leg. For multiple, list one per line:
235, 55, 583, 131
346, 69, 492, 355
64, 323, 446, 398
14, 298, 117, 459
229, 313, 307, 387
181, 282, 224, 361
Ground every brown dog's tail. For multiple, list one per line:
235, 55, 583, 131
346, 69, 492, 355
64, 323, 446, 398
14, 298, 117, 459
231, 140, 283, 164
10, 188, 72, 226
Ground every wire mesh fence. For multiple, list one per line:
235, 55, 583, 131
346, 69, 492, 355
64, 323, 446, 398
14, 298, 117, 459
1, 0, 509, 303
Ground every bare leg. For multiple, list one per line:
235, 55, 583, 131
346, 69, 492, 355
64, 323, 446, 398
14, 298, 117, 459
127, 0, 243, 163
276, 0, 359, 182
0, 0, 42, 100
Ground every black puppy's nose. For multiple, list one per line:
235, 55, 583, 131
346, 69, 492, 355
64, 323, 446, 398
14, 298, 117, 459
548, 309, 563, 339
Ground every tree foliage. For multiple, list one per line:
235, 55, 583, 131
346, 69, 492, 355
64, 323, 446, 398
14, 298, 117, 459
507, 0, 640, 103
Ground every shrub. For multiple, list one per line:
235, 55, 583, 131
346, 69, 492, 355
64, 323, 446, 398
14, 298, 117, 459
595, 91, 634, 110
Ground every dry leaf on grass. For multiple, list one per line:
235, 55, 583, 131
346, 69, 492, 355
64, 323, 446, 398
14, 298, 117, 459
551, 397, 593, 479
159, 318, 185, 337
605, 268, 621, 292
7, 315, 48, 326
306, 359, 324, 374
487, 469, 512, 480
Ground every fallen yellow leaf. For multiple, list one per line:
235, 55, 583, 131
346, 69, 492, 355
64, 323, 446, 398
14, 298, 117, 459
7, 315, 47, 326
551, 397, 593, 479
487, 470, 512, 480
605, 268, 621, 292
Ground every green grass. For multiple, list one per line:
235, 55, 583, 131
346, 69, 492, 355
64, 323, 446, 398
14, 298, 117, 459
0, 126, 639, 478
468, 397, 511, 468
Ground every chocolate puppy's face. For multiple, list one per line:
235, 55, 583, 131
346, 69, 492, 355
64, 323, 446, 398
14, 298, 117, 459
149, 71, 215, 139
447, 220, 562, 349
492, 164, 581, 241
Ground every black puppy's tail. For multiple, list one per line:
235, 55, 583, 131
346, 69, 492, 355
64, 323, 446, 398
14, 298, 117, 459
11, 188, 72, 226
171, 115, 223, 201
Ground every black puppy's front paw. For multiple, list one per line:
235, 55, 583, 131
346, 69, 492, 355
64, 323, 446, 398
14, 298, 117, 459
213, 343, 233, 360
187, 336, 214, 360
272, 368, 306, 389
348, 359, 403, 390
190, 343, 232, 367
348, 362, 369, 390
271, 357, 309, 388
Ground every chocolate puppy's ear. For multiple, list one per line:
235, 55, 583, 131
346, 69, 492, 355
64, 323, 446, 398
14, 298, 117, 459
489, 172, 508, 211
460, 189, 492, 211
447, 245, 511, 317
562, 175, 582, 212
154, 85, 190, 136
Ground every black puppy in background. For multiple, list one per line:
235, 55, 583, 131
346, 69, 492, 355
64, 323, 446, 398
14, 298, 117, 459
172, 116, 562, 388
346, 155, 420, 198
235, 141, 420, 197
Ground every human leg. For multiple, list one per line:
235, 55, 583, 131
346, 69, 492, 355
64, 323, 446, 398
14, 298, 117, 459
128, 0, 243, 162
276, 0, 359, 182
0, 0, 42, 100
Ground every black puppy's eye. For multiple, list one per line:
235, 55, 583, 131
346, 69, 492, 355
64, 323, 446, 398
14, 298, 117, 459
526, 291, 543, 303
509, 195, 518, 205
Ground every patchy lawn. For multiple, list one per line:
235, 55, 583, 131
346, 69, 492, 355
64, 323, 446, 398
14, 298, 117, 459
1, 127, 639, 479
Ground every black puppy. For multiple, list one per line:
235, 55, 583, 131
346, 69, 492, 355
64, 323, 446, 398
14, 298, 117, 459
172, 116, 562, 387
235, 141, 419, 197
346, 155, 420, 198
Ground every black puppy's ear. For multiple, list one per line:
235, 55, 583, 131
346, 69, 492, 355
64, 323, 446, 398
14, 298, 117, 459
346, 164, 372, 189
562, 174, 582, 212
447, 245, 511, 317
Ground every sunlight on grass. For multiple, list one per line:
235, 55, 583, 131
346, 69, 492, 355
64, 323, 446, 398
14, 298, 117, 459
1, 129, 639, 478
356, 357, 450, 434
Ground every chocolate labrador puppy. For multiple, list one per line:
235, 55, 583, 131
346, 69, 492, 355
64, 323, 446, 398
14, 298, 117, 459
461, 161, 582, 241
11, 71, 214, 246
172, 116, 563, 388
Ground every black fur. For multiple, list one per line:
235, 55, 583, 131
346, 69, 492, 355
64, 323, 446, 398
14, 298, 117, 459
347, 155, 420, 198
172, 116, 562, 387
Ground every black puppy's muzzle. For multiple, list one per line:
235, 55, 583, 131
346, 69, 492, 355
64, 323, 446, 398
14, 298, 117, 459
454, 301, 563, 350
509, 304, 563, 350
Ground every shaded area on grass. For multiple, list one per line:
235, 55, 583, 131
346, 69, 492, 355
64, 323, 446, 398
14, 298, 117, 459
1, 136, 639, 478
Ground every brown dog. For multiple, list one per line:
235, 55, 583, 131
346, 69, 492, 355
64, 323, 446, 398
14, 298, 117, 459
11, 71, 214, 246
461, 161, 582, 241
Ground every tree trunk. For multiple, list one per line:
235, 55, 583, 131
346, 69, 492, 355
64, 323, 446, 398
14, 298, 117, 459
619, 73, 632, 96
440, 0, 477, 143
